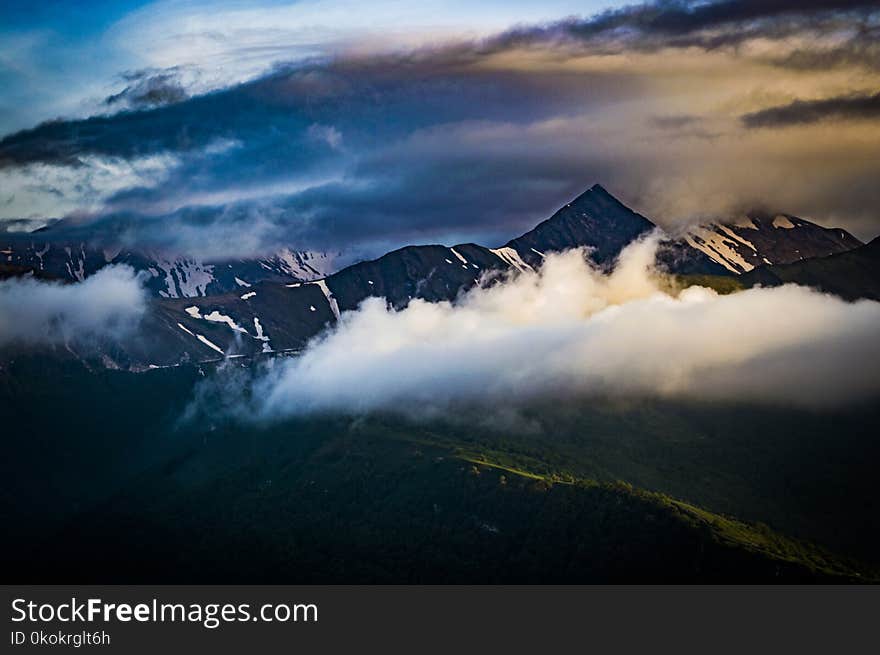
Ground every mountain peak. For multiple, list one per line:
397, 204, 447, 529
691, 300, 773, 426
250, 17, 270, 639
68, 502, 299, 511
561, 183, 635, 217
504, 183, 655, 265
569, 182, 615, 205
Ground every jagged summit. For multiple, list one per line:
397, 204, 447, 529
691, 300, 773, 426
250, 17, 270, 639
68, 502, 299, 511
560, 183, 640, 217
582, 182, 618, 201
506, 184, 655, 266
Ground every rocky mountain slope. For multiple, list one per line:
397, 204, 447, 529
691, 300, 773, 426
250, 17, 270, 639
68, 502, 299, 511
741, 236, 880, 301
681, 213, 862, 274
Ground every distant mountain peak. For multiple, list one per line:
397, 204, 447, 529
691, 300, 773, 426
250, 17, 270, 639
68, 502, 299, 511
0, 228, 342, 297
682, 212, 862, 273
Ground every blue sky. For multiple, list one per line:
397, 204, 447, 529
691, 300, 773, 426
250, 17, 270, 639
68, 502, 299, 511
1, 0, 879, 256
1, 1, 148, 128
1, 0, 149, 31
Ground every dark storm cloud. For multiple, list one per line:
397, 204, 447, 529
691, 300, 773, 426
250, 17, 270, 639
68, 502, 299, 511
496, 0, 880, 52
648, 114, 718, 140
0, 53, 639, 255
85, 144, 620, 259
741, 91, 880, 127
2, 0, 880, 255
650, 114, 700, 129
0, 73, 292, 168
589, 0, 878, 33
0, 56, 613, 168
772, 32, 880, 71
6, 0, 878, 169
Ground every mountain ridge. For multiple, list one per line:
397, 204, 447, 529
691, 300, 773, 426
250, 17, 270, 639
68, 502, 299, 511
740, 236, 880, 300
2, 184, 873, 370
682, 212, 862, 274
0, 227, 341, 297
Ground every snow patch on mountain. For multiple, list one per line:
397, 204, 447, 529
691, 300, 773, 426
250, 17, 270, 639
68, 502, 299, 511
152, 257, 215, 298
196, 334, 224, 354
202, 310, 249, 334
490, 247, 534, 273
312, 279, 340, 319
684, 226, 755, 273
253, 317, 272, 353
267, 249, 337, 281
682, 214, 861, 274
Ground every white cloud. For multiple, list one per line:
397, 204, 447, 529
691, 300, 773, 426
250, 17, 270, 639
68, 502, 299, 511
250, 235, 880, 418
0, 265, 147, 346
106, 0, 606, 92
0, 153, 179, 220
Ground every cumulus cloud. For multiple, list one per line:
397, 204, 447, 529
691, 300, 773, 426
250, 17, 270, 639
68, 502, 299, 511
0, 153, 179, 220
245, 236, 880, 419
0, 265, 147, 347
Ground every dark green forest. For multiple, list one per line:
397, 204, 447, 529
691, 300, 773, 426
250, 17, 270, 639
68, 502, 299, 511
2, 356, 877, 583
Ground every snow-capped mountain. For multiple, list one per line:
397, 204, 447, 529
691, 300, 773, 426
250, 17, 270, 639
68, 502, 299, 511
500, 184, 727, 276
680, 213, 862, 274
2, 184, 870, 370
0, 229, 340, 297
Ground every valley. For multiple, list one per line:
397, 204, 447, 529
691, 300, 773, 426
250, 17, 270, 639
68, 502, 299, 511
2, 356, 878, 583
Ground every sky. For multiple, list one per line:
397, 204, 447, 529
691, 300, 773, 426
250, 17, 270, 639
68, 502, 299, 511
1, 0, 879, 259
